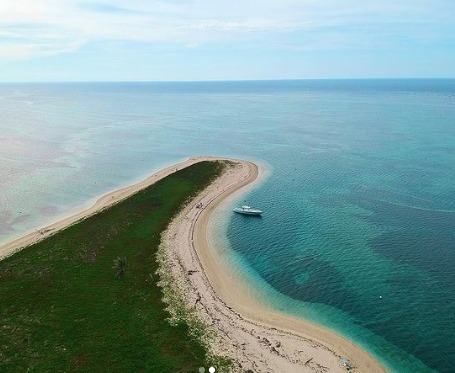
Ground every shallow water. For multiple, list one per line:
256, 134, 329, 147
1, 80, 454, 372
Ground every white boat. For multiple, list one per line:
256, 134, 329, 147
233, 205, 263, 216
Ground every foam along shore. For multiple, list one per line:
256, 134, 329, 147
0, 156, 223, 261
158, 158, 388, 373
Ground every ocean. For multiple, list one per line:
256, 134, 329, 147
1, 80, 454, 372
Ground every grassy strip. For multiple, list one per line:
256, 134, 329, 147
156, 225, 234, 373
0, 161, 226, 373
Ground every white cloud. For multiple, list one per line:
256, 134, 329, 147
0, 40, 84, 60
0, 0, 453, 60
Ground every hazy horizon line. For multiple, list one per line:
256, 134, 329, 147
2, 77, 455, 85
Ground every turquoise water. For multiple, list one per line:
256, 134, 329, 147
1, 80, 454, 372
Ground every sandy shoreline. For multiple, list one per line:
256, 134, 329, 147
1, 156, 388, 372
0, 156, 221, 261
158, 158, 388, 372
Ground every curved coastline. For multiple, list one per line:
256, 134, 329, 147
0, 156, 388, 372
160, 157, 388, 372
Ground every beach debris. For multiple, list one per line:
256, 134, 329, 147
305, 357, 313, 365
35, 228, 54, 235
340, 358, 354, 370
275, 341, 281, 348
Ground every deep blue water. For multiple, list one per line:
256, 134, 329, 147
0, 80, 454, 372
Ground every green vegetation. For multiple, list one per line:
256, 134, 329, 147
112, 256, 128, 278
0, 161, 227, 373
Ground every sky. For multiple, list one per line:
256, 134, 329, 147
0, 0, 454, 81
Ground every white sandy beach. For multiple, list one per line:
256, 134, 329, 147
158, 158, 388, 372
0, 156, 388, 372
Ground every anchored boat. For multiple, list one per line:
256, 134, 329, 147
233, 205, 263, 216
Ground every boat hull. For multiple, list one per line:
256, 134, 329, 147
233, 208, 263, 216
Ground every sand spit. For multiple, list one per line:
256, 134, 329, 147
1, 156, 387, 372
158, 159, 388, 373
